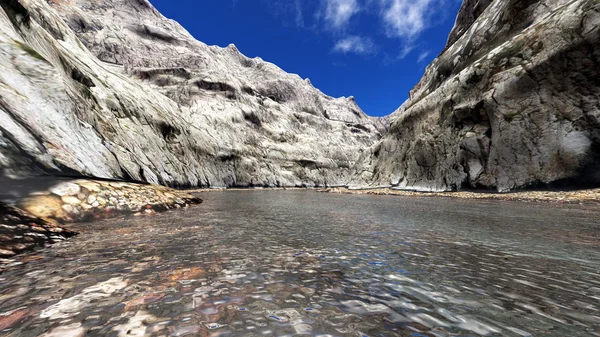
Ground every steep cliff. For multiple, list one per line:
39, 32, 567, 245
352, 0, 600, 191
0, 0, 383, 188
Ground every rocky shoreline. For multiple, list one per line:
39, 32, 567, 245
3, 181, 598, 263
0, 203, 75, 262
17, 180, 202, 223
320, 187, 600, 205
1, 179, 202, 263
187, 186, 600, 205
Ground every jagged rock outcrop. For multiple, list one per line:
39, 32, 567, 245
0, 0, 382, 188
352, 0, 600, 191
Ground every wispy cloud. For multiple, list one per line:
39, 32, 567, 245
332, 36, 378, 55
293, 0, 305, 27
417, 50, 431, 63
262, 0, 311, 28
377, 0, 439, 40
398, 45, 415, 59
321, 0, 360, 30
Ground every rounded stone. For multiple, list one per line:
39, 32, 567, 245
61, 196, 81, 205
18, 195, 66, 219
61, 204, 75, 214
76, 181, 101, 192
49, 182, 81, 197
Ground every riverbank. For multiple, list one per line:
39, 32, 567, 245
17, 179, 202, 223
187, 186, 600, 205
0, 203, 75, 262
320, 187, 600, 205
1, 179, 203, 263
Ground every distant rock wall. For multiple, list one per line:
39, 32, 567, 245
352, 0, 600, 191
0, 0, 382, 188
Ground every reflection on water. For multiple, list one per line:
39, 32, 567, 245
1, 191, 599, 336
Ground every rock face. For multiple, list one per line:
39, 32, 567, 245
0, 0, 382, 188
352, 0, 600, 191
0, 202, 75, 260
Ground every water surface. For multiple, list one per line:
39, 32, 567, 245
1, 191, 599, 336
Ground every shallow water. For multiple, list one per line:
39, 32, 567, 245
1, 191, 600, 336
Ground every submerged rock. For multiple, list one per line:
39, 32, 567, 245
352, 0, 600, 191
0, 202, 75, 260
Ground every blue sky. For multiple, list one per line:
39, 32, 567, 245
149, 0, 462, 117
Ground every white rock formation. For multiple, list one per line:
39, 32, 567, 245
3, 0, 597, 192
351, 0, 600, 191
0, 0, 383, 188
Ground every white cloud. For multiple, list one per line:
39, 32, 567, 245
333, 36, 377, 55
398, 45, 415, 59
417, 50, 431, 62
293, 0, 305, 27
378, 0, 438, 40
321, 0, 360, 29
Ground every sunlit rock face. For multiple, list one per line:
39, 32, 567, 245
0, 0, 384, 188
351, 0, 600, 191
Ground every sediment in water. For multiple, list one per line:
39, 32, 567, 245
0, 179, 203, 262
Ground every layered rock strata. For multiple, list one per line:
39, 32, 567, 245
0, 0, 382, 188
351, 0, 600, 191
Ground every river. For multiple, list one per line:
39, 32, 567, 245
1, 191, 599, 336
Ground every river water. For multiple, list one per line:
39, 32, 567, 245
1, 191, 599, 336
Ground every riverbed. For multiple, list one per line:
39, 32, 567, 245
1, 191, 599, 336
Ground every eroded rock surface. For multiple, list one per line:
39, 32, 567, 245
0, 0, 382, 188
352, 0, 600, 191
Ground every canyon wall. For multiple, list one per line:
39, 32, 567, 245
0, 0, 383, 188
351, 0, 600, 191
2, 0, 599, 192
